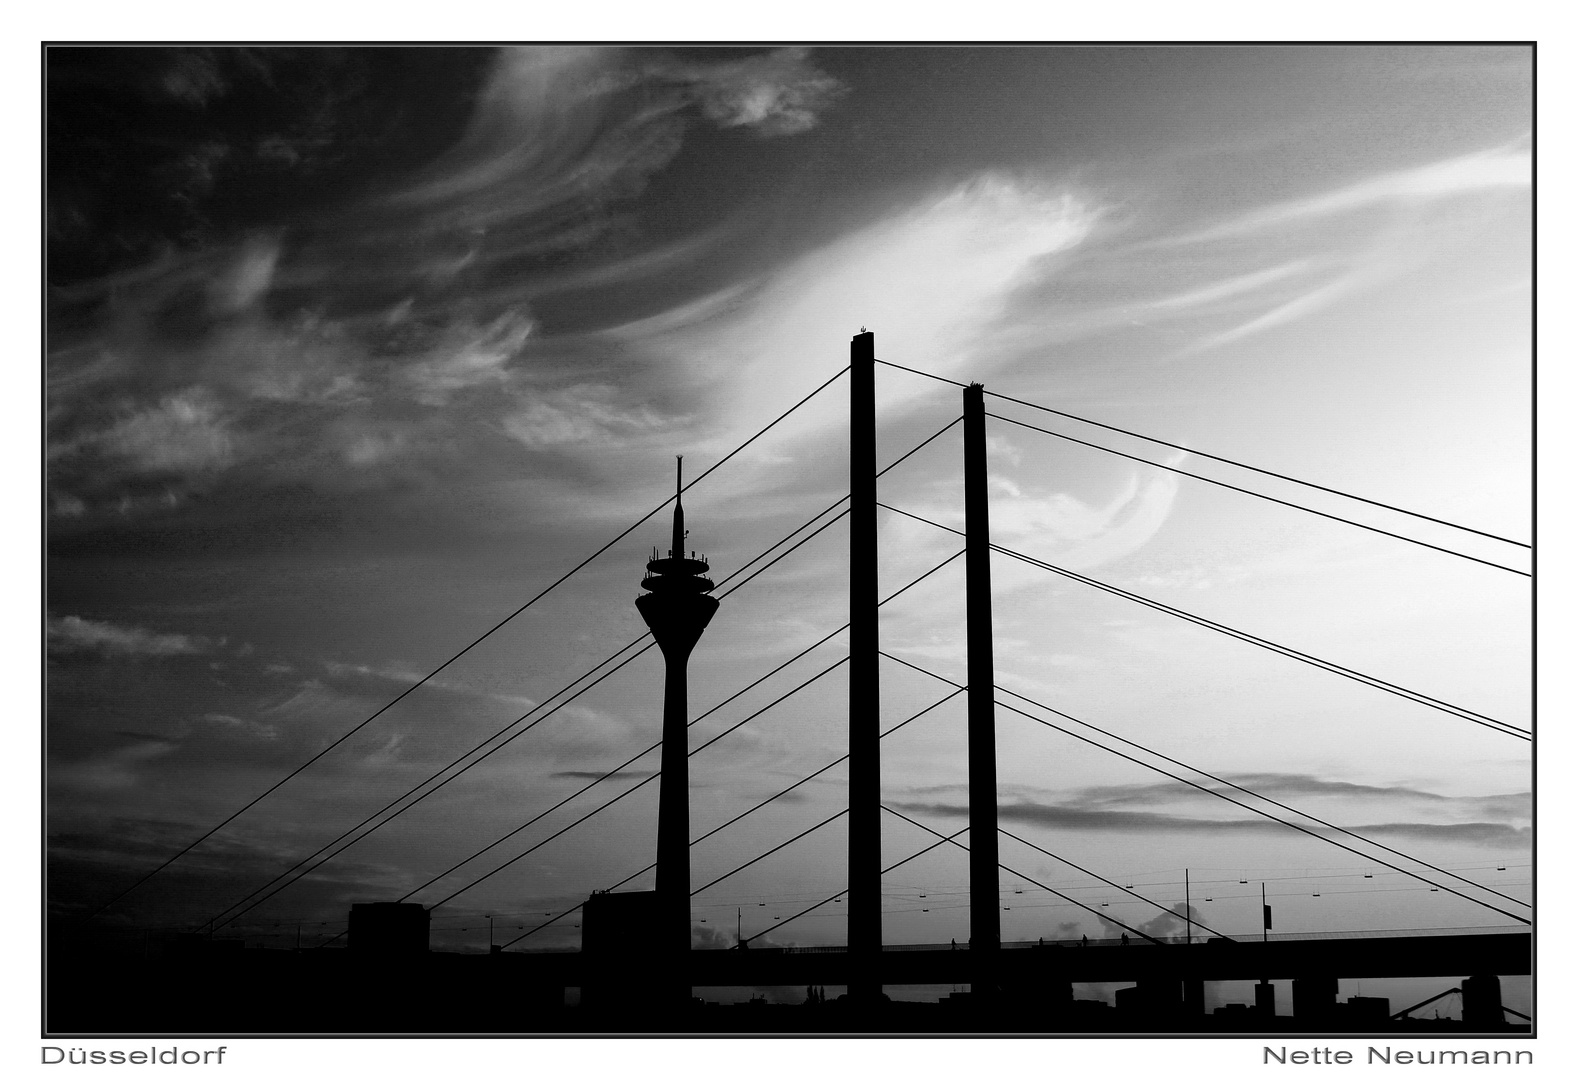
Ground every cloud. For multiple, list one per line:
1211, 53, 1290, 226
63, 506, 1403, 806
46, 48, 849, 527
1176, 141, 1530, 243
161, 50, 228, 106
1130, 902, 1202, 943
891, 771, 1533, 849
661, 47, 848, 136
990, 455, 1184, 571
607, 174, 1100, 458
936, 799, 1531, 848
387, 47, 841, 236
1176, 276, 1354, 357
552, 769, 657, 781
1146, 261, 1312, 311
502, 384, 669, 449
85, 389, 236, 475
214, 236, 280, 313
398, 309, 533, 406
47, 615, 207, 657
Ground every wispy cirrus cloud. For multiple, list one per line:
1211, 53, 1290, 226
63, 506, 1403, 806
1168, 140, 1530, 245
47, 47, 849, 526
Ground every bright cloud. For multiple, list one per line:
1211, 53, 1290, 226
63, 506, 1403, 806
609, 174, 1100, 441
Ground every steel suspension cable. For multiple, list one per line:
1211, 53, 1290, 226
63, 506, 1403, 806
880, 806, 1171, 944
210, 411, 952, 930
881, 650, 1528, 918
995, 826, 1236, 935
875, 501, 1528, 739
691, 809, 850, 897
424, 546, 965, 926
988, 412, 1528, 577
738, 827, 972, 947
498, 689, 965, 951
992, 543, 1530, 740
90, 364, 851, 920
993, 697, 1531, 925
417, 658, 852, 911
993, 684, 1530, 910
207, 499, 855, 932
872, 356, 1527, 549
691, 687, 966, 850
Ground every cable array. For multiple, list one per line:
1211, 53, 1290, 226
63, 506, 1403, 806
497, 688, 964, 951
209, 411, 964, 932
987, 412, 1528, 577
877, 652, 1527, 925
873, 356, 1529, 551
416, 547, 963, 916
205, 498, 853, 933
876, 501, 1528, 741
90, 364, 853, 921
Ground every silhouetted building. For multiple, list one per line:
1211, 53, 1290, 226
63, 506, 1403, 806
1116, 979, 1180, 1022
1339, 995, 1391, 1026
348, 902, 429, 955
581, 890, 662, 957
1292, 975, 1338, 1025
581, 889, 664, 1012
1462, 974, 1505, 1029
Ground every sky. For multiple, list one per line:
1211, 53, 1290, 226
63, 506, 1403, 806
45, 45, 1531, 1012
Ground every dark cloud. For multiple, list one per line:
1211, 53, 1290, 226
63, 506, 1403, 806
989, 772, 1530, 826
890, 795, 1530, 849
47, 48, 849, 533
552, 769, 657, 781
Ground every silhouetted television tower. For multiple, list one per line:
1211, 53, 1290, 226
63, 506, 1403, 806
634, 457, 719, 1001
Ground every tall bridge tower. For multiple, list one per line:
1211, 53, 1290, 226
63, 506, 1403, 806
634, 458, 720, 1003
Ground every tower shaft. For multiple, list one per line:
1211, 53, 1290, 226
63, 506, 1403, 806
964, 383, 1000, 988
848, 330, 881, 1001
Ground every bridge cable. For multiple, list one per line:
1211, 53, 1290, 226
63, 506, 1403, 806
415, 657, 850, 912
988, 412, 1528, 577
879, 654, 1529, 922
495, 688, 965, 951
991, 684, 1529, 910
691, 809, 850, 898
208, 409, 956, 931
879, 807, 1173, 944
995, 825, 1236, 936
732, 833, 965, 947
997, 698, 1531, 925
224, 627, 848, 934
991, 543, 1530, 740
206, 500, 854, 932
876, 502, 1528, 740
88, 363, 852, 920
410, 545, 965, 914
873, 357, 1527, 550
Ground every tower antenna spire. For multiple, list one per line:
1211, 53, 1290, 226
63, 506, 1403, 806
672, 456, 685, 559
